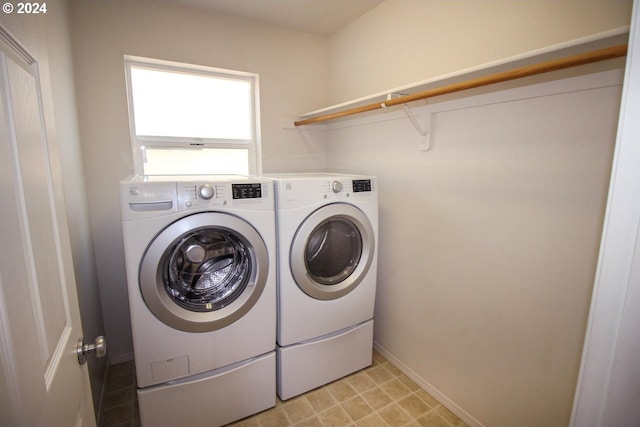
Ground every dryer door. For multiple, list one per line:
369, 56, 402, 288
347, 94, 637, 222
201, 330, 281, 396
139, 212, 268, 332
290, 203, 375, 300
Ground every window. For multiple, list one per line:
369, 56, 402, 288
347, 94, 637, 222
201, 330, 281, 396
124, 56, 261, 175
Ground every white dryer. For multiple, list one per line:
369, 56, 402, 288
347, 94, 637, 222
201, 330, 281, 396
267, 173, 378, 400
120, 175, 276, 427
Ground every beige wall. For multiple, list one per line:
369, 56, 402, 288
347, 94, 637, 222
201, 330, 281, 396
68, 0, 329, 360
327, 76, 622, 426
327, 0, 633, 105
324, 1, 632, 426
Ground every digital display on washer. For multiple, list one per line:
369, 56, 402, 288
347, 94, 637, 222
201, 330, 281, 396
232, 183, 262, 199
352, 179, 372, 192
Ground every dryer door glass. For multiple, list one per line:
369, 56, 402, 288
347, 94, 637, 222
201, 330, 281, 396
290, 203, 375, 300
164, 228, 250, 312
305, 218, 362, 285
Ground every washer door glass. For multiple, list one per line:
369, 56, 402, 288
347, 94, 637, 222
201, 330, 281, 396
291, 203, 374, 300
165, 228, 249, 312
139, 212, 268, 332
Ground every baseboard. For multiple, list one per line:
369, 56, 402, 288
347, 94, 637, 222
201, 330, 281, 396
96, 359, 111, 427
373, 341, 484, 427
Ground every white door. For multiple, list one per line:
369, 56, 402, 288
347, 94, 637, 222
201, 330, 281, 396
0, 27, 96, 427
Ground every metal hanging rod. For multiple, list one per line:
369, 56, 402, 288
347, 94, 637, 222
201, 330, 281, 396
294, 44, 628, 127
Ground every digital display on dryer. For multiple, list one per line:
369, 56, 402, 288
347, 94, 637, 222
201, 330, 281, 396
352, 179, 372, 192
232, 183, 262, 199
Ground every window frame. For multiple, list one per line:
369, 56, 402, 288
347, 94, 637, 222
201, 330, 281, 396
124, 55, 262, 176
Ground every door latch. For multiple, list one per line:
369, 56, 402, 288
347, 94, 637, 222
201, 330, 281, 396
76, 336, 107, 365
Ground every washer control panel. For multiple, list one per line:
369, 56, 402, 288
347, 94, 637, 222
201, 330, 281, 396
179, 183, 225, 209
232, 183, 262, 199
178, 181, 268, 210
120, 176, 272, 219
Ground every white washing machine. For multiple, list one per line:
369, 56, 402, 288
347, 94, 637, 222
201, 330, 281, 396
120, 175, 276, 427
266, 173, 378, 400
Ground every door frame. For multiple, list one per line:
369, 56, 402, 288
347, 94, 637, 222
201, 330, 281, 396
570, 1, 640, 425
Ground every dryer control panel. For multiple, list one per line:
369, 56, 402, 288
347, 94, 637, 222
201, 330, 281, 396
321, 178, 375, 199
272, 175, 377, 210
352, 179, 372, 193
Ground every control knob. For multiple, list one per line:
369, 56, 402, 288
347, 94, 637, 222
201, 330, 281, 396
331, 180, 343, 193
198, 184, 215, 200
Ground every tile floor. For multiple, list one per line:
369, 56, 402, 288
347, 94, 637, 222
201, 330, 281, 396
99, 351, 467, 427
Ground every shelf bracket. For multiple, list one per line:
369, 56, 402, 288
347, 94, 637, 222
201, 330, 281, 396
384, 93, 431, 151
402, 104, 431, 151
